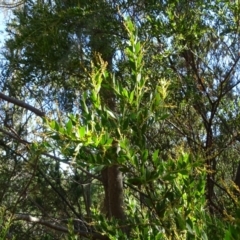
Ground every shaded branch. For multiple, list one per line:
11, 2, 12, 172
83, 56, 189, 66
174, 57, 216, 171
0, 127, 102, 181
14, 214, 109, 240
0, 92, 45, 117
0, 128, 30, 144
0, 0, 24, 8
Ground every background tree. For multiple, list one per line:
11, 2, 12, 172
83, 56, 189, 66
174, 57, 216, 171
1, 0, 240, 239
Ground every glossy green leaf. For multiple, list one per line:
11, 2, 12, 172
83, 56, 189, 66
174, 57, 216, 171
66, 120, 72, 134
78, 126, 85, 139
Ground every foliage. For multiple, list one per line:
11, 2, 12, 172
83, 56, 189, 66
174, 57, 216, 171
1, 0, 240, 239
40, 19, 223, 239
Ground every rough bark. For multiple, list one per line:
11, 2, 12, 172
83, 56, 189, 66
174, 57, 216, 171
107, 165, 125, 219
100, 139, 125, 222
235, 162, 240, 189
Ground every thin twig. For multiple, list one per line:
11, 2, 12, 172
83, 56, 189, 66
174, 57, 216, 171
13, 214, 109, 240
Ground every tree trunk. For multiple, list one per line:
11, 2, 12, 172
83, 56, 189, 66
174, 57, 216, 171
235, 162, 240, 189
107, 165, 125, 219
101, 144, 125, 221
89, 19, 126, 223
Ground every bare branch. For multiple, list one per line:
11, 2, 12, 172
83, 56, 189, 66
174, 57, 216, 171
0, 0, 24, 9
13, 214, 109, 240
0, 128, 30, 144
0, 92, 45, 117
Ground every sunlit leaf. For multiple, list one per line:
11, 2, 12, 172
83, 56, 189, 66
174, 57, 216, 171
66, 120, 72, 134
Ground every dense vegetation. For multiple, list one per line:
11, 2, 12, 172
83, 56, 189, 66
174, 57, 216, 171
0, 0, 240, 239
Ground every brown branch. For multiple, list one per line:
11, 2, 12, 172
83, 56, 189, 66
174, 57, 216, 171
0, 0, 24, 9
0, 92, 45, 117
13, 214, 109, 240
12, 155, 39, 216
0, 128, 30, 144
209, 178, 236, 205
37, 167, 83, 219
